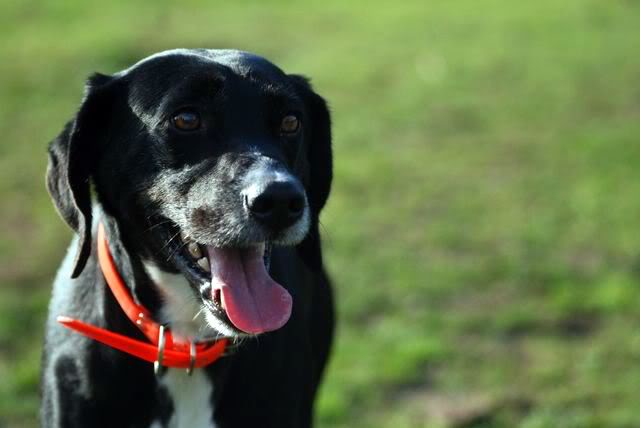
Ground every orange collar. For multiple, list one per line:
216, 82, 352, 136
58, 223, 227, 373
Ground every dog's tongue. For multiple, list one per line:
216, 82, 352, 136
207, 245, 292, 334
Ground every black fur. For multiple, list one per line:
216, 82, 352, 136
42, 49, 334, 428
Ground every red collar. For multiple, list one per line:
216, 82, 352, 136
58, 223, 227, 373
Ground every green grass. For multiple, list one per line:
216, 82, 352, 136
1, 0, 640, 426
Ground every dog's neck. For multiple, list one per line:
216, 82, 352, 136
99, 215, 225, 341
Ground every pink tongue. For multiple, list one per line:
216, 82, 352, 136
207, 246, 292, 334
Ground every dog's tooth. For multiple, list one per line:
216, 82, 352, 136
180, 230, 190, 242
197, 257, 210, 272
188, 242, 202, 258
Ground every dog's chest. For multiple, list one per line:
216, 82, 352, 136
151, 369, 216, 428
143, 264, 218, 427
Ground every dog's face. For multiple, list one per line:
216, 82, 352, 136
46, 49, 332, 337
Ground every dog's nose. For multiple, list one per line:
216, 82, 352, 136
245, 180, 306, 230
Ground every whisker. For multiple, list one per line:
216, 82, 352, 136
193, 308, 203, 321
144, 219, 172, 233
318, 220, 333, 246
165, 239, 187, 261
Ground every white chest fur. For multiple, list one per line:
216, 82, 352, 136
159, 369, 217, 428
144, 263, 209, 338
143, 263, 219, 427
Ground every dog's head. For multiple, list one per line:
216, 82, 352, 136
46, 49, 332, 337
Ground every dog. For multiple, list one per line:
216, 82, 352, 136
41, 49, 334, 428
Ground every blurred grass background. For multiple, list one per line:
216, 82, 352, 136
1, 0, 640, 426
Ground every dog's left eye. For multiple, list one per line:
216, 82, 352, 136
172, 110, 201, 131
280, 114, 301, 135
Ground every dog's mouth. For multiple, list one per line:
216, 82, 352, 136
167, 229, 292, 336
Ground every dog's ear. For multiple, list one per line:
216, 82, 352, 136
289, 75, 333, 217
289, 75, 333, 270
46, 73, 114, 278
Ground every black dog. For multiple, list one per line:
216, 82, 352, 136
41, 49, 334, 427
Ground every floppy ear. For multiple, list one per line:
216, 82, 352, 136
289, 75, 333, 270
289, 75, 333, 217
46, 73, 114, 278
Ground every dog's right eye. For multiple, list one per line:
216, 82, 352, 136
171, 110, 201, 131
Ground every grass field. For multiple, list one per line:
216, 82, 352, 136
1, 0, 640, 426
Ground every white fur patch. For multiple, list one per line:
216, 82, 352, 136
144, 263, 215, 340
159, 369, 217, 428
143, 264, 221, 427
